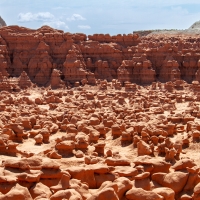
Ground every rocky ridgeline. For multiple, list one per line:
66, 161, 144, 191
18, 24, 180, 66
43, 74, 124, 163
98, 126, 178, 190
0, 25, 200, 89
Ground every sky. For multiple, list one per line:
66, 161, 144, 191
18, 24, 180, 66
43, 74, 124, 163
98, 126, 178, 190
1, 0, 200, 35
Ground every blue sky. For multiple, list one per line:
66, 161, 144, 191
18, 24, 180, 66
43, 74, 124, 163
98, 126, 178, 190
1, 0, 200, 35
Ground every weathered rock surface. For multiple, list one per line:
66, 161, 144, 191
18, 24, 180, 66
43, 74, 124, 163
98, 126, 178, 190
0, 23, 200, 199
1, 25, 200, 88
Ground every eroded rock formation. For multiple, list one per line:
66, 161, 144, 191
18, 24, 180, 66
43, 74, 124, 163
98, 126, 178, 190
0, 24, 200, 199
1, 25, 200, 88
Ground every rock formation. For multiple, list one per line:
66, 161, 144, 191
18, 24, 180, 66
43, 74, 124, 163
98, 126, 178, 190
0, 24, 200, 199
0, 16, 6, 27
1, 25, 200, 86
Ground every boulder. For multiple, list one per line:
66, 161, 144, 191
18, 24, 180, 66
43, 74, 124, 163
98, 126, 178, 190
152, 172, 189, 193
0, 183, 33, 200
126, 188, 163, 200
50, 189, 82, 200
152, 187, 175, 200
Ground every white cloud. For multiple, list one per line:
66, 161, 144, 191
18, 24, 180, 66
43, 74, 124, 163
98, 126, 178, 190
18, 12, 54, 22
66, 14, 86, 21
78, 25, 91, 29
43, 20, 69, 30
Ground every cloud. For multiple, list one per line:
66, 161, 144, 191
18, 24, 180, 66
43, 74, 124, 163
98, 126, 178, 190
18, 12, 54, 22
66, 14, 86, 21
78, 25, 91, 29
52, 7, 64, 10
171, 6, 188, 15
43, 20, 69, 30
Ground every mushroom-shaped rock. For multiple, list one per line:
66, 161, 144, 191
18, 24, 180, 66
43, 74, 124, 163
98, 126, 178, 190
21, 118, 32, 130
137, 140, 152, 156
34, 133, 43, 144
192, 130, 200, 142
86, 92, 94, 100
55, 140, 75, 156
66, 124, 78, 134
151, 136, 159, 145
75, 132, 89, 151
89, 129, 100, 143
134, 172, 151, 190
94, 124, 106, 138
7, 140, 19, 156
121, 131, 132, 145
111, 124, 122, 138
75, 150, 84, 158
40, 128, 50, 143
157, 142, 166, 155
94, 141, 105, 156
89, 117, 100, 125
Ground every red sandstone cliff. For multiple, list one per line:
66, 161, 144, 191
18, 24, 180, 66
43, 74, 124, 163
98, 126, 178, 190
1, 25, 200, 87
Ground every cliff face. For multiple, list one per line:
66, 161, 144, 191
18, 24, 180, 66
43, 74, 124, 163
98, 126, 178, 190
0, 16, 6, 27
0, 25, 200, 87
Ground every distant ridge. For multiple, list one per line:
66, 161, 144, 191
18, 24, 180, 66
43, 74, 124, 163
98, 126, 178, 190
133, 20, 200, 37
0, 16, 6, 27
189, 20, 200, 30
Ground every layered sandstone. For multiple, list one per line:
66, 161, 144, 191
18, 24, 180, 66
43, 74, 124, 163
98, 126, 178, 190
1, 25, 200, 88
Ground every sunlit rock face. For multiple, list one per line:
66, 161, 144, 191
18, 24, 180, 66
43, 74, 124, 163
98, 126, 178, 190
1, 25, 200, 86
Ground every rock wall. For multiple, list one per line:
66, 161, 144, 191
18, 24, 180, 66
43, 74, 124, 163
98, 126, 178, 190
1, 25, 200, 87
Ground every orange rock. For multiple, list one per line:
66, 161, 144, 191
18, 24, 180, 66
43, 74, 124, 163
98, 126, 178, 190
30, 182, 52, 199
50, 189, 82, 200
126, 188, 163, 200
